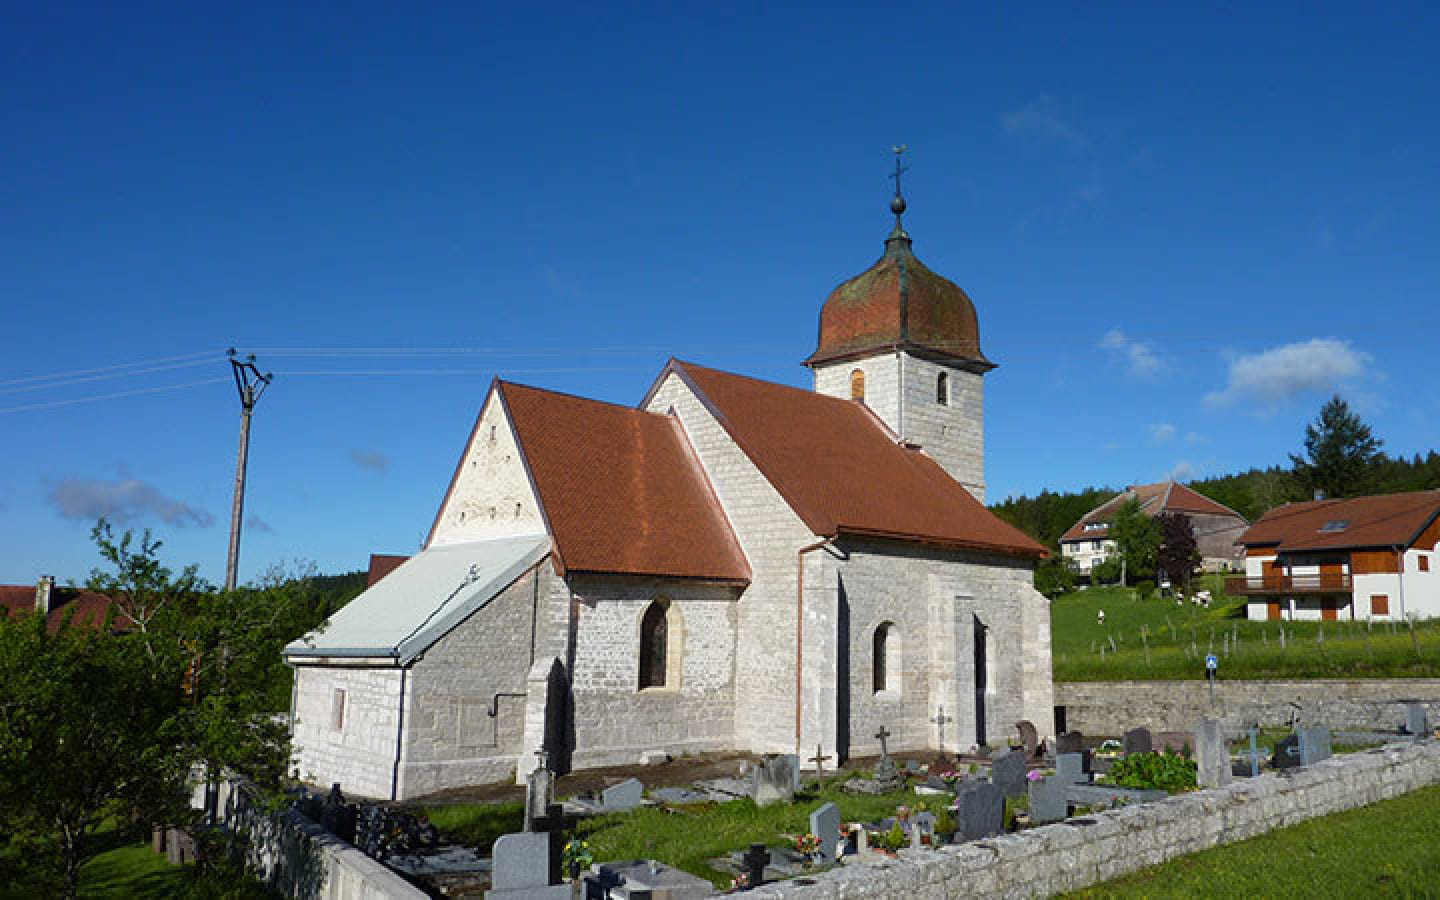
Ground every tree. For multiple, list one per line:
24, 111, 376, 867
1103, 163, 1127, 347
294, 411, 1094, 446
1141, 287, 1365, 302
1034, 554, 1076, 598
85, 517, 205, 658
1110, 497, 1160, 584
0, 610, 187, 898
1290, 394, 1384, 499
1155, 512, 1200, 592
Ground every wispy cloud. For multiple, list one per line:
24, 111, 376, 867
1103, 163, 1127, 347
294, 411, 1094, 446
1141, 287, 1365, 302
1002, 95, 1089, 148
349, 449, 390, 472
1147, 423, 1177, 443
47, 477, 213, 527
1205, 338, 1371, 410
1100, 330, 1166, 380
246, 514, 275, 534
1167, 460, 1196, 481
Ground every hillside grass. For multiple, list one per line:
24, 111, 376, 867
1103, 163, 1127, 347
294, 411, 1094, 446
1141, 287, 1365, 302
1051, 577, 1440, 681
1065, 782, 1440, 898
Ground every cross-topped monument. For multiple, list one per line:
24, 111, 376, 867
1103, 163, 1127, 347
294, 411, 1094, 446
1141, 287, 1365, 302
808, 743, 832, 776
889, 144, 909, 229
931, 705, 953, 748
874, 725, 892, 760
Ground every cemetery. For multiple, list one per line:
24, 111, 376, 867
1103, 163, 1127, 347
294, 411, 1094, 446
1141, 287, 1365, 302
185, 701, 1440, 898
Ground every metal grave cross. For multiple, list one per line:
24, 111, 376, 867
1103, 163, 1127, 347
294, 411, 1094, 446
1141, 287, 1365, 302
808, 743, 832, 776
874, 725, 892, 759
743, 842, 771, 887
931, 705, 953, 748
530, 802, 565, 886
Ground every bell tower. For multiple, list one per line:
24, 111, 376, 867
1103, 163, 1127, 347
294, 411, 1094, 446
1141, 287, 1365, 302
805, 150, 994, 501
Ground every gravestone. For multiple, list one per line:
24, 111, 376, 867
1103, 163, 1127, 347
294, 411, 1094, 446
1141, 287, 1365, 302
1404, 702, 1430, 738
955, 781, 1004, 841
1015, 720, 1041, 760
752, 754, 798, 806
1194, 718, 1232, 788
1123, 727, 1153, 756
1055, 752, 1088, 785
742, 843, 770, 888
600, 778, 645, 812
486, 832, 568, 899
651, 787, 708, 805
1298, 726, 1332, 765
1272, 734, 1301, 770
990, 749, 1028, 798
809, 802, 841, 865
525, 764, 554, 831
1063, 783, 1166, 807
1056, 731, 1084, 756
588, 861, 713, 900
1028, 775, 1068, 824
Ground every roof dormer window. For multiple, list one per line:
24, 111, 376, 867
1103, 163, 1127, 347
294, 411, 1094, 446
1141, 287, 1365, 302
1319, 520, 1349, 533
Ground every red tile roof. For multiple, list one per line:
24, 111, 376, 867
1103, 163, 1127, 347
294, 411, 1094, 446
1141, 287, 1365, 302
0, 585, 129, 632
1239, 490, 1440, 552
500, 381, 751, 582
665, 361, 1045, 557
1060, 481, 1246, 543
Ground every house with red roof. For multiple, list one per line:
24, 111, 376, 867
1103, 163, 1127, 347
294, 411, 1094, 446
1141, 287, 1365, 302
0, 576, 127, 632
284, 190, 1054, 800
1229, 490, 1440, 622
1059, 481, 1249, 577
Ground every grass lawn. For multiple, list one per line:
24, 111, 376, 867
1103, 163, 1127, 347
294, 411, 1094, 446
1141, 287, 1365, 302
1051, 577, 1440, 681
1065, 782, 1440, 898
424, 782, 942, 889
77, 839, 188, 899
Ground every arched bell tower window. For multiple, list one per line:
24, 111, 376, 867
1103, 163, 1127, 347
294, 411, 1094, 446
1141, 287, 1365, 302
638, 599, 682, 690
937, 371, 949, 405
850, 369, 866, 401
873, 621, 899, 694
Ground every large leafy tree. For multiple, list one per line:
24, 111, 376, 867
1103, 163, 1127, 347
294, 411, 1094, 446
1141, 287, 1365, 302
1110, 496, 1160, 584
1290, 394, 1384, 499
1155, 512, 1200, 591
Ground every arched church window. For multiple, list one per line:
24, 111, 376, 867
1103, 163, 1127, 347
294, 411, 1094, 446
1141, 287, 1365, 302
937, 372, 949, 405
873, 622, 898, 694
639, 600, 670, 689
850, 369, 866, 401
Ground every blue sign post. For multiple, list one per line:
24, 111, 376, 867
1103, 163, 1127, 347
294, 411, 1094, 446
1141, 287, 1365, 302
1205, 654, 1218, 704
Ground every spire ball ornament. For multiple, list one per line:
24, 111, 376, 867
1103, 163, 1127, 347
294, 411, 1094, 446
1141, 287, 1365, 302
890, 193, 907, 216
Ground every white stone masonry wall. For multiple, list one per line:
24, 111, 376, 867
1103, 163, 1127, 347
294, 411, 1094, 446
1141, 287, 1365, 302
291, 666, 405, 800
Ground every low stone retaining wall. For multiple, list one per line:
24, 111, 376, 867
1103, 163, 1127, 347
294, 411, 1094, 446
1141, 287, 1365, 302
1055, 679, 1440, 734
749, 738, 1440, 899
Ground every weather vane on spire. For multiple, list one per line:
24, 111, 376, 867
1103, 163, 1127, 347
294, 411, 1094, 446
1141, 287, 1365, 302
889, 144, 909, 230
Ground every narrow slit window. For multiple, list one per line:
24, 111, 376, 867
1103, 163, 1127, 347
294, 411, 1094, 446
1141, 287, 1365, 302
331, 688, 347, 731
937, 371, 949, 405
849, 369, 866, 401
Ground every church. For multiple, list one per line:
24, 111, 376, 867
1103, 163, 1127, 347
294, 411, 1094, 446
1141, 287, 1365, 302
284, 184, 1054, 801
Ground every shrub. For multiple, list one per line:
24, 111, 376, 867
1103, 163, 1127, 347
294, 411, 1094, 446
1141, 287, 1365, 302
1107, 750, 1197, 793
1136, 579, 1156, 600
1091, 557, 1122, 585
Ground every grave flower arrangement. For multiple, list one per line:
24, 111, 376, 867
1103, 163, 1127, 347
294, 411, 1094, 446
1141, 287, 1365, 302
729, 873, 750, 891
562, 838, 595, 879
794, 832, 822, 857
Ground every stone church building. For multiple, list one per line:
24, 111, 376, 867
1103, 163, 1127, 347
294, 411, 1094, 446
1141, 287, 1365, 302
284, 199, 1054, 801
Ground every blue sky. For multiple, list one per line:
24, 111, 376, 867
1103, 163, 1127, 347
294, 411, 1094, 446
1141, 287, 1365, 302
4, 2, 1438, 585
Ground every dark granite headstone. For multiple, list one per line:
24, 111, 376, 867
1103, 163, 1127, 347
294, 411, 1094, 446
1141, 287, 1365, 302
990, 749, 1028, 798
1056, 731, 1084, 756
1273, 734, 1301, 769
955, 781, 1004, 841
1055, 752, 1088, 784
1123, 728, 1153, 756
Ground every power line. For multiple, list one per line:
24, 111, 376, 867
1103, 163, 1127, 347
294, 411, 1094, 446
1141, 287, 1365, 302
0, 358, 216, 396
0, 350, 217, 388
0, 378, 230, 415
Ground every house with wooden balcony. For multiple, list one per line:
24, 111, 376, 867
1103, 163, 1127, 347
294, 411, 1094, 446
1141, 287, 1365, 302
1231, 489, 1440, 621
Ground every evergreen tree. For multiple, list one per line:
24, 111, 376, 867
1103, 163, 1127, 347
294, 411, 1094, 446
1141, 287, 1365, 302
1290, 394, 1384, 499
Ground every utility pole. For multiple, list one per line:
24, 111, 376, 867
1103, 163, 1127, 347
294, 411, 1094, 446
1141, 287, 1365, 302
225, 349, 272, 592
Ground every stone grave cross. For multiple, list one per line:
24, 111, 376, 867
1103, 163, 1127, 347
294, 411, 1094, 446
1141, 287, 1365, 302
743, 842, 770, 887
808, 744, 832, 776
931, 706, 952, 748
875, 725, 892, 760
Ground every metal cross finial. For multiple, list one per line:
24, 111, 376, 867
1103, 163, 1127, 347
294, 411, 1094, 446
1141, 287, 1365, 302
889, 145, 909, 228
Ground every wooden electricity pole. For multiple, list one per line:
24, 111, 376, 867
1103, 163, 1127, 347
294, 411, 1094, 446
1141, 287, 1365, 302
225, 349, 272, 592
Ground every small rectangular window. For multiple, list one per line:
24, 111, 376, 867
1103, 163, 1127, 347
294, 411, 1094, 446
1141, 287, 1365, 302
1371, 594, 1390, 616
1420, 555, 1431, 572
331, 688, 347, 731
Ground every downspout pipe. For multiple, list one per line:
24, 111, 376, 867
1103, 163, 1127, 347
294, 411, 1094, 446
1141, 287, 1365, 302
796, 537, 837, 756
390, 662, 407, 802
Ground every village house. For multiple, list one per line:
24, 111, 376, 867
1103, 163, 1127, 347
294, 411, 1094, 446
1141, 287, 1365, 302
1059, 481, 1248, 576
1231, 489, 1440, 622
283, 191, 1054, 801
0, 576, 127, 632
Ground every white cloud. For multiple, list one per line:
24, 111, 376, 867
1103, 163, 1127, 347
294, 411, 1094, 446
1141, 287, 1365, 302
47, 478, 213, 528
349, 449, 390, 472
1205, 338, 1371, 410
1100, 329, 1166, 380
1167, 460, 1196, 481
1002, 95, 1089, 148
1147, 423, 1177, 443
